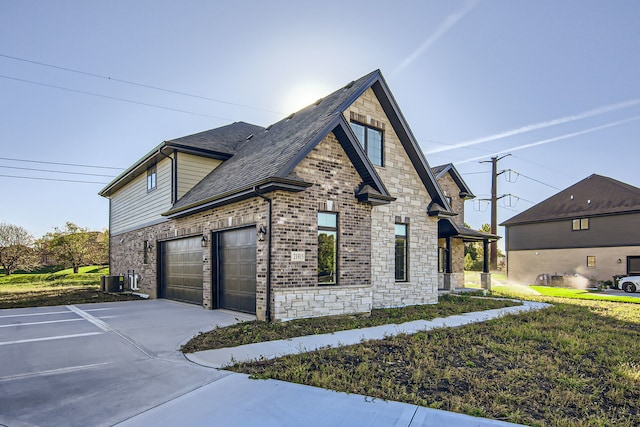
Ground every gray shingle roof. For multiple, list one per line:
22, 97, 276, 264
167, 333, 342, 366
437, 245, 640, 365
168, 71, 382, 213
167, 121, 264, 155
501, 174, 640, 226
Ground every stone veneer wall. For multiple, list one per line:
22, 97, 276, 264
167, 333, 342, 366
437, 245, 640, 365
110, 198, 269, 318
436, 173, 466, 226
268, 133, 373, 320
345, 88, 439, 308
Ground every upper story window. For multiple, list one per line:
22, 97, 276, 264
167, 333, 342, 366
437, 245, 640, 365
350, 121, 383, 167
147, 164, 157, 192
318, 212, 338, 285
572, 218, 589, 231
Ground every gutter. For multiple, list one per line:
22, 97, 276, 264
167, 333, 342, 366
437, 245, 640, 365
253, 186, 272, 322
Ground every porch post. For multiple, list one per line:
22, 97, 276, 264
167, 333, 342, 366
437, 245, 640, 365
481, 239, 491, 290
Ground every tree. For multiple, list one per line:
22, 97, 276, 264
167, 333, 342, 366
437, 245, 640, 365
0, 223, 38, 275
46, 222, 107, 273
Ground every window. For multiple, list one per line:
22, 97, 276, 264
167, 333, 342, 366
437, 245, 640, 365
318, 212, 338, 285
395, 223, 408, 281
587, 256, 596, 268
147, 164, 157, 192
143, 240, 149, 264
572, 218, 589, 230
350, 121, 383, 166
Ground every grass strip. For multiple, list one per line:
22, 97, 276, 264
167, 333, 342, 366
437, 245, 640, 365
181, 294, 520, 353
232, 299, 640, 427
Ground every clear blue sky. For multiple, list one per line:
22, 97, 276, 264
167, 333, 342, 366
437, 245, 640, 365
1, 0, 639, 243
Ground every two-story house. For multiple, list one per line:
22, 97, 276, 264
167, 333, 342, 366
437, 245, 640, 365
501, 174, 640, 286
100, 70, 456, 321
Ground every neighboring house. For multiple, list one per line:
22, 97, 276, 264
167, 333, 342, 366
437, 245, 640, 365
501, 174, 640, 286
100, 70, 457, 321
432, 164, 499, 290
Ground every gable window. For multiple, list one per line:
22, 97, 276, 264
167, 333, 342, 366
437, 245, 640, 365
147, 164, 157, 192
587, 256, 596, 268
350, 121, 383, 167
318, 212, 338, 285
395, 223, 408, 281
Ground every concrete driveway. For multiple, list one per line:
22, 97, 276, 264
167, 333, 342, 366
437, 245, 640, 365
0, 299, 253, 427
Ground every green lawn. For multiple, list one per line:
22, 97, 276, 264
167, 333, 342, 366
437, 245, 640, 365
0, 266, 142, 308
233, 298, 640, 427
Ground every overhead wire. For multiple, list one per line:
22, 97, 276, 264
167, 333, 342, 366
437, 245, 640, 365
0, 156, 123, 170
0, 174, 108, 185
0, 53, 283, 115
0, 165, 116, 178
0, 74, 233, 121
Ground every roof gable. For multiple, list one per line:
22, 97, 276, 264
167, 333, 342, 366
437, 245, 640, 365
501, 174, 640, 226
432, 163, 475, 199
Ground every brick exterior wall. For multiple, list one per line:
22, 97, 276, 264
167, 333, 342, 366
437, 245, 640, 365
110, 198, 268, 318
345, 88, 439, 308
110, 88, 444, 321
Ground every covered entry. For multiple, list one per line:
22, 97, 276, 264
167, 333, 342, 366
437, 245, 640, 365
213, 227, 257, 314
159, 237, 203, 305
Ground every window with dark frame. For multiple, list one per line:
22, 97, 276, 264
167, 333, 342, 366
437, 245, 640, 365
318, 212, 338, 285
587, 256, 596, 268
147, 164, 157, 192
572, 218, 589, 231
350, 121, 384, 166
395, 223, 408, 281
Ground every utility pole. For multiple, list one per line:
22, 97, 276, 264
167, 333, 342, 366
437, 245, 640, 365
480, 154, 510, 271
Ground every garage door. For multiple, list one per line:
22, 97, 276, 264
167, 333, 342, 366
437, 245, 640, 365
160, 237, 203, 305
215, 227, 256, 314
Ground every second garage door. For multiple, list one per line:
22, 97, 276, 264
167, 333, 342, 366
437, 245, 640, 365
215, 227, 256, 314
159, 237, 203, 305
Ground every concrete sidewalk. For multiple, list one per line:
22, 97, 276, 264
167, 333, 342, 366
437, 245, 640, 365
187, 300, 550, 368
118, 300, 551, 427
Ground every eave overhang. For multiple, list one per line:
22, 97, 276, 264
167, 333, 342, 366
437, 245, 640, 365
162, 177, 313, 218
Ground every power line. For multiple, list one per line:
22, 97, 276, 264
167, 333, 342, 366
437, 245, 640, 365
0, 165, 116, 178
0, 156, 123, 170
0, 74, 233, 121
0, 53, 282, 115
461, 171, 490, 175
504, 169, 560, 190
0, 174, 108, 185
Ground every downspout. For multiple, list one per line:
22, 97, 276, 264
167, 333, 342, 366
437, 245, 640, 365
253, 186, 272, 322
157, 149, 176, 204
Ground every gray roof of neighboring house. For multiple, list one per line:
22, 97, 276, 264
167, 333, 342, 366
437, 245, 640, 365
501, 174, 640, 226
432, 163, 475, 199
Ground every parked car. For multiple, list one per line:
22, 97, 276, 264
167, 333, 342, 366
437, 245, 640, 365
619, 276, 640, 293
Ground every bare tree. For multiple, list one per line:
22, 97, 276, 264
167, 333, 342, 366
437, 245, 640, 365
0, 223, 38, 275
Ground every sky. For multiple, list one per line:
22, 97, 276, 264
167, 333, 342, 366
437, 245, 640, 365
1, 0, 639, 245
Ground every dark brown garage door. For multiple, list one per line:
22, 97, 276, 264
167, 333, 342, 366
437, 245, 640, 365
160, 237, 203, 305
214, 227, 256, 314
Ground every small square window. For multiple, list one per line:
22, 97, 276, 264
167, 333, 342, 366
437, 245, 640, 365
587, 256, 596, 268
147, 164, 157, 192
572, 218, 589, 231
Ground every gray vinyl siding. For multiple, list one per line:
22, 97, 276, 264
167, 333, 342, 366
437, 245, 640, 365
506, 212, 640, 251
110, 158, 172, 235
176, 153, 221, 200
